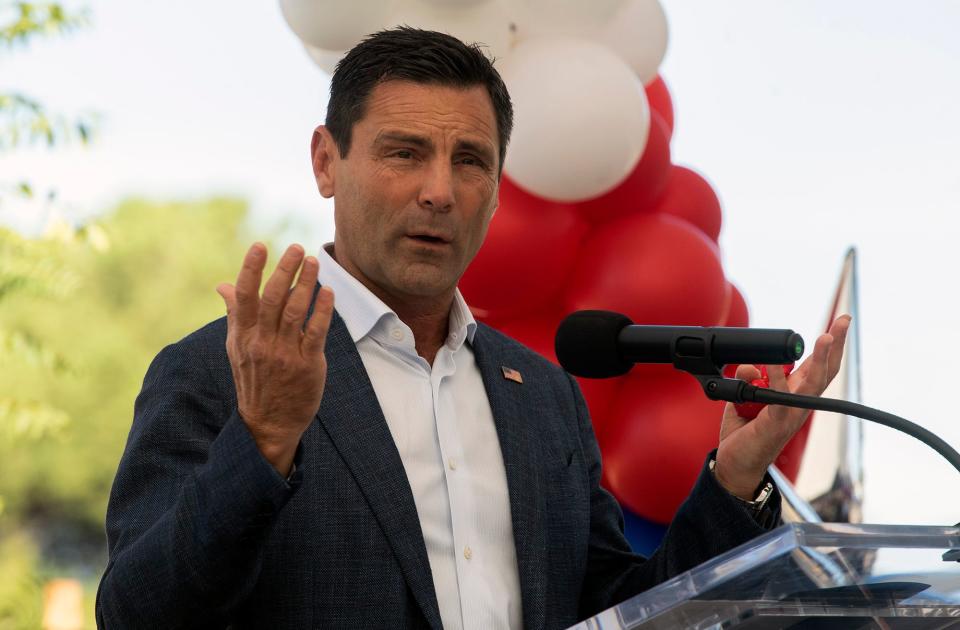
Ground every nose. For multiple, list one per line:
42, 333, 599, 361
418, 160, 455, 212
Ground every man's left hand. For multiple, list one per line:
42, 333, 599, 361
714, 315, 853, 500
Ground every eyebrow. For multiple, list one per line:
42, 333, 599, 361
375, 131, 431, 149
374, 131, 496, 165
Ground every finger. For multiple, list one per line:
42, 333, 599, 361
735, 364, 761, 382
766, 362, 789, 391
216, 282, 236, 323
825, 315, 852, 379
278, 255, 319, 345
793, 333, 833, 396
302, 285, 335, 358
258, 244, 305, 336
234, 243, 267, 330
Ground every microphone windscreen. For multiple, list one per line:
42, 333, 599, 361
555, 310, 634, 378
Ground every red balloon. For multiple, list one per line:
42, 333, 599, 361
575, 113, 672, 224
460, 176, 588, 320
720, 283, 749, 377
497, 309, 626, 444
602, 371, 725, 523
645, 75, 674, 138
576, 376, 626, 445
496, 308, 564, 364
775, 413, 814, 481
722, 282, 750, 327
654, 166, 723, 243
565, 213, 727, 327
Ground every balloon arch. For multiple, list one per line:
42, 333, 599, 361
281, 0, 812, 554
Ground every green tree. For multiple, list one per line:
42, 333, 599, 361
1, 0, 95, 436
1, 197, 260, 627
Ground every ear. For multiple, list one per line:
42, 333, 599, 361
311, 125, 338, 198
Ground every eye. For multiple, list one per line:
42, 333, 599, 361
458, 155, 486, 168
391, 149, 414, 159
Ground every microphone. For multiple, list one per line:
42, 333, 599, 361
555, 310, 804, 378
555, 310, 960, 537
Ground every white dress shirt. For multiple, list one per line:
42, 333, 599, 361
317, 245, 523, 630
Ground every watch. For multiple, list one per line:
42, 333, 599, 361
709, 458, 775, 517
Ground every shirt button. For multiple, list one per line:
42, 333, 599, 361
391, 328, 404, 341
448, 458, 457, 471
451, 331, 459, 340
463, 546, 472, 560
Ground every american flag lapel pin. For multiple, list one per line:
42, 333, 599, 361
501, 365, 523, 384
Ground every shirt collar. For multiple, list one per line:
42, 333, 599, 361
317, 244, 477, 349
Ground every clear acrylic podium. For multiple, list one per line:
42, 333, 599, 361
571, 523, 960, 629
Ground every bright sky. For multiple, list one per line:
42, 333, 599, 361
3, 0, 959, 528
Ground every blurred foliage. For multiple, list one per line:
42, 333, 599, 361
1, 1, 96, 203
0, 91, 95, 152
0, 532, 43, 629
0, 1, 86, 45
0, 197, 256, 627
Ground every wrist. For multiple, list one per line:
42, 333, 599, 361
239, 412, 301, 477
711, 458, 765, 501
255, 438, 298, 477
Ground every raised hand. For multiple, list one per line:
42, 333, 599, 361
216, 243, 334, 476
714, 315, 852, 500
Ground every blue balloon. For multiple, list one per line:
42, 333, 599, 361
621, 506, 668, 557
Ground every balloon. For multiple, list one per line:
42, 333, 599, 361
511, 0, 627, 40
303, 44, 345, 75
494, 306, 565, 363
500, 37, 650, 202
719, 282, 749, 378
495, 309, 626, 448
565, 213, 727, 327
598, 0, 669, 84
644, 75, 674, 137
388, 0, 512, 61
603, 370, 725, 522
279, 0, 396, 51
574, 112, 671, 224
460, 177, 588, 320
577, 375, 627, 446
420, 0, 489, 5
654, 166, 723, 243
621, 506, 668, 555
774, 410, 814, 481
721, 282, 749, 327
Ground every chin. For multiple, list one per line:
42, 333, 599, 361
392, 265, 458, 298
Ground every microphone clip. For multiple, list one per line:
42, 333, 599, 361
668, 333, 754, 404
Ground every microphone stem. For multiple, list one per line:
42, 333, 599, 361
747, 387, 960, 477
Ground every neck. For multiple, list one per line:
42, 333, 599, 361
329, 245, 453, 366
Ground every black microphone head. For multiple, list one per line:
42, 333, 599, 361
555, 310, 634, 378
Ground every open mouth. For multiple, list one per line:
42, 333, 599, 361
407, 234, 450, 245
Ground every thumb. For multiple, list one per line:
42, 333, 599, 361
217, 282, 237, 317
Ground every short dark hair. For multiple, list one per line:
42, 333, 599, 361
326, 27, 513, 173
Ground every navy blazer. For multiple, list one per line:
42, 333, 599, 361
96, 311, 778, 629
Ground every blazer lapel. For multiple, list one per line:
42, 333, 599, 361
315, 312, 443, 630
472, 327, 549, 630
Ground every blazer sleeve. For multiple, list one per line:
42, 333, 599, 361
569, 372, 782, 621
96, 339, 303, 629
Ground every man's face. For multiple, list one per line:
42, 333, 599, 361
318, 80, 500, 304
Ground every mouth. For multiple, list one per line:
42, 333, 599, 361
406, 232, 452, 246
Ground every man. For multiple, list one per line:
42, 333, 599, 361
96, 27, 849, 629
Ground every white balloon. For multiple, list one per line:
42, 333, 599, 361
303, 44, 345, 75
388, 0, 513, 61
599, 0, 668, 84
510, 0, 626, 40
420, 0, 490, 6
500, 37, 650, 202
279, 0, 397, 51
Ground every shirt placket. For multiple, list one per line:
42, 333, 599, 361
430, 345, 483, 630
